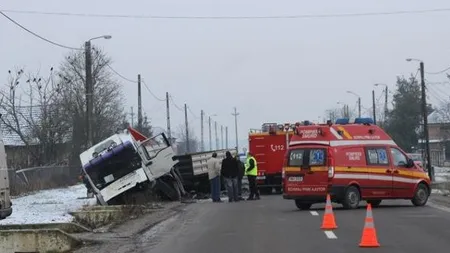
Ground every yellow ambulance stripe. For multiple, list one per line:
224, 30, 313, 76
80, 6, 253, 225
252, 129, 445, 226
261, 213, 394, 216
336, 126, 353, 139
284, 166, 428, 179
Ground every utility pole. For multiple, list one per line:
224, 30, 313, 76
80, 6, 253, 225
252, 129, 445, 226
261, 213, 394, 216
130, 107, 135, 127
221, 125, 224, 149
420, 61, 433, 180
358, 97, 361, 118
166, 92, 171, 144
232, 107, 239, 151
85, 40, 94, 147
208, 116, 212, 151
372, 90, 376, 124
137, 74, 142, 132
215, 121, 219, 150
184, 104, 190, 153
200, 110, 204, 151
384, 86, 388, 121
225, 126, 228, 149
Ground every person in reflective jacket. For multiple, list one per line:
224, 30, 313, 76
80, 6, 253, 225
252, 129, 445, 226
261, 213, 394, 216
245, 152, 260, 200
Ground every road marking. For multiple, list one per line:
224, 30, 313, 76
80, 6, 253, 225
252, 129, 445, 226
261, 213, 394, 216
428, 202, 450, 213
324, 231, 338, 239
310, 211, 319, 216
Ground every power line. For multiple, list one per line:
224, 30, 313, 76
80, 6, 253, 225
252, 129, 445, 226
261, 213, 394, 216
0, 10, 81, 50
187, 106, 199, 119
141, 79, 165, 102
105, 63, 138, 83
169, 95, 183, 111
425, 66, 450, 75
2, 7, 450, 20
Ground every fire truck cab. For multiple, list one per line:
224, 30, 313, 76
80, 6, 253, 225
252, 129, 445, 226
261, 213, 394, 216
282, 118, 431, 210
249, 123, 294, 194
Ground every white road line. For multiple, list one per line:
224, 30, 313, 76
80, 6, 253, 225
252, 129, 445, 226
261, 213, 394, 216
310, 211, 319, 216
428, 202, 450, 213
324, 230, 338, 239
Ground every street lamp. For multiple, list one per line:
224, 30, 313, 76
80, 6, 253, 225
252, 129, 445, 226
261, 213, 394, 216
85, 35, 112, 147
346, 91, 361, 117
406, 58, 433, 180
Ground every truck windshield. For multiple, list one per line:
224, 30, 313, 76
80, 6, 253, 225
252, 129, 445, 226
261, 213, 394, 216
84, 142, 142, 190
288, 148, 326, 167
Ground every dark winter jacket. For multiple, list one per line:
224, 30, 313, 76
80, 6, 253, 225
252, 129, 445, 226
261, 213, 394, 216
236, 158, 245, 179
221, 151, 239, 178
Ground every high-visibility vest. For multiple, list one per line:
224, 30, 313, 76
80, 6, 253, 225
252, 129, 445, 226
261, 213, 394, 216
245, 156, 258, 176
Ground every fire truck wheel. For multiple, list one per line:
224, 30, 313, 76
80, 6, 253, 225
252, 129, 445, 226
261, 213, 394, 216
366, 199, 382, 207
411, 183, 429, 207
342, 185, 361, 209
295, 200, 312, 210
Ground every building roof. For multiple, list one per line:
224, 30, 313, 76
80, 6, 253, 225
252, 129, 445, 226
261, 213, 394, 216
0, 105, 40, 146
428, 110, 450, 124
0, 105, 71, 146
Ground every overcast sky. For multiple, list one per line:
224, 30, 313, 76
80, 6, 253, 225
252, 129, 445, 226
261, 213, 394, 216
2, 0, 450, 150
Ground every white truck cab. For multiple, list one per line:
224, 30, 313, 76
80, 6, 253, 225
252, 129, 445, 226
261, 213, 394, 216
79, 128, 182, 205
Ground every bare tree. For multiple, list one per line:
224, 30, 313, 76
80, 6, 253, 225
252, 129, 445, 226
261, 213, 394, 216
175, 124, 198, 154
55, 46, 127, 166
0, 68, 71, 166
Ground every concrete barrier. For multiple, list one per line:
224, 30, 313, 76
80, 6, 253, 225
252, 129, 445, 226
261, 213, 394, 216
70, 204, 162, 229
0, 228, 82, 253
0, 222, 91, 233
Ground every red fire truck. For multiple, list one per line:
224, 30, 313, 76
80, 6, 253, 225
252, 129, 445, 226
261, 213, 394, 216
249, 123, 295, 194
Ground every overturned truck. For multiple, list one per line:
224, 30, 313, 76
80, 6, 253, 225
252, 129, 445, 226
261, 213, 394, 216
79, 127, 187, 205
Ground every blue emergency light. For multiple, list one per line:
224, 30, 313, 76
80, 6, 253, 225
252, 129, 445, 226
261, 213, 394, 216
335, 118, 350, 125
303, 120, 311, 126
354, 117, 374, 124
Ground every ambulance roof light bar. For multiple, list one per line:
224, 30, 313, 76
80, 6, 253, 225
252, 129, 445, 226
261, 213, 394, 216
354, 117, 374, 125
335, 118, 350, 125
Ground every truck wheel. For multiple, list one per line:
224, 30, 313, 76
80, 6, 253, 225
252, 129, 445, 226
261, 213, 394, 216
295, 200, 312, 210
155, 178, 181, 201
342, 185, 360, 209
367, 200, 382, 207
411, 183, 429, 207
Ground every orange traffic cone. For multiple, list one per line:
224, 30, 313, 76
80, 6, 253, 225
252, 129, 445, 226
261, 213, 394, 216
359, 204, 380, 248
321, 194, 338, 230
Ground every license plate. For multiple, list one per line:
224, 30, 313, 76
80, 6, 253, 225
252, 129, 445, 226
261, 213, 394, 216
288, 176, 303, 182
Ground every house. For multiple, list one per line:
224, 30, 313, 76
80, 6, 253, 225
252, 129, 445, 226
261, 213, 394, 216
0, 105, 71, 168
418, 110, 450, 166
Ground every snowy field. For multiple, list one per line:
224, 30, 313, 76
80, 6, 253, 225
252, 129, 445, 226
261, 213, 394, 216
434, 167, 450, 183
0, 183, 96, 225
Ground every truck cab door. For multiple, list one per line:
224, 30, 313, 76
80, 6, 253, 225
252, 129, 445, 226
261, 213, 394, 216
138, 133, 178, 180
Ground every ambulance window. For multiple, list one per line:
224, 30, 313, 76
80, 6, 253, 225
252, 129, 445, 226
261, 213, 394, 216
391, 148, 407, 166
288, 149, 304, 166
366, 148, 389, 165
309, 149, 325, 166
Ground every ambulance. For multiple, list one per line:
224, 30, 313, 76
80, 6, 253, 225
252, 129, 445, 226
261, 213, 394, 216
282, 118, 431, 210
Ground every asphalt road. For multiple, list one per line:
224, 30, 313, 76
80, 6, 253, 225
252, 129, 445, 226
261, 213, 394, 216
136, 196, 450, 253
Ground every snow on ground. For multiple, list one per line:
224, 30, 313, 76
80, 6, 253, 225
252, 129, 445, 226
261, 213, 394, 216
0, 183, 96, 225
434, 167, 450, 183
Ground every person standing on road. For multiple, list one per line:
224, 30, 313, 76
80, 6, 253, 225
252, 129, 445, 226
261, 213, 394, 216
221, 151, 239, 202
245, 152, 260, 200
235, 155, 245, 200
207, 152, 222, 202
